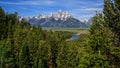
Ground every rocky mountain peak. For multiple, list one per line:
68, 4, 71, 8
23, 10, 73, 21
22, 10, 88, 28
36, 14, 46, 19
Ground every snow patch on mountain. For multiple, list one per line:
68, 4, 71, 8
22, 10, 88, 28
24, 10, 73, 21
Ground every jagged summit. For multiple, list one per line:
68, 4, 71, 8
36, 14, 46, 19
49, 10, 73, 20
23, 10, 88, 28
24, 10, 73, 21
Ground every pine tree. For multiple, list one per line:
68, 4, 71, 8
56, 40, 81, 68
26, 26, 38, 67
88, 13, 111, 67
103, 0, 120, 67
0, 40, 7, 68
13, 23, 28, 67
0, 7, 6, 39
20, 41, 31, 68
0, 38, 18, 68
20, 18, 30, 28
35, 40, 46, 68
104, 0, 120, 45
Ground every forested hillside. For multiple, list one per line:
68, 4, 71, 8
0, 0, 120, 68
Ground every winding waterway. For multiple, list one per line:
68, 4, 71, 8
67, 34, 79, 41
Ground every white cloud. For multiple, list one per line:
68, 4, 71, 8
45, 1, 55, 5
95, 3, 104, 6
0, 1, 55, 5
76, 8, 103, 11
71, 12, 95, 21
80, 14, 94, 21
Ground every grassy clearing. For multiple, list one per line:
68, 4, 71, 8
43, 27, 89, 34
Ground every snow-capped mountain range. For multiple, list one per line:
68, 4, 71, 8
23, 10, 88, 28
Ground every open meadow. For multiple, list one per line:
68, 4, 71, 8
43, 27, 89, 35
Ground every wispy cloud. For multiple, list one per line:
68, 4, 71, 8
76, 7, 103, 11
95, 3, 104, 6
0, 0, 104, 21
72, 12, 95, 21
0, 1, 55, 5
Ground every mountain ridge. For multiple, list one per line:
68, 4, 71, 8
23, 10, 88, 28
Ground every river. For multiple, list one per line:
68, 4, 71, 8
66, 34, 79, 41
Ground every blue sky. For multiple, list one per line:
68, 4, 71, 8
0, 0, 103, 21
